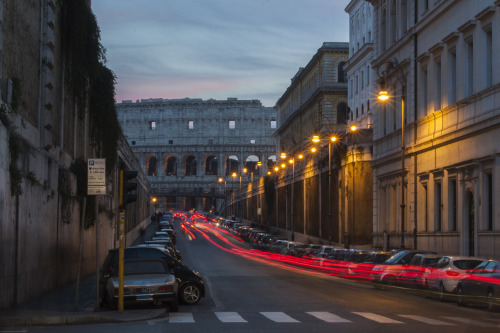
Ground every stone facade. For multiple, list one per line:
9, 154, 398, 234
116, 98, 278, 212
369, 0, 500, 258
253, 42, 368, 246
0, 0, 151, 309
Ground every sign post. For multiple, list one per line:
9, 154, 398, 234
88, 159, 106, 311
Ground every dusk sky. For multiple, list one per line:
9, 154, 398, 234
91, 0, 350, 107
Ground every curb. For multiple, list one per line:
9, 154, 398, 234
0, 308, 166, 327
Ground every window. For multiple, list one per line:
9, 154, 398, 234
435, 181, 442, 231
229, 120, 235, 129
449, 179, 457, 231
131, 141, 136, 145
271, 120, 277, 129
465, 39, 474, 97
250, 139, 256, 144
188, 120, 194, 129
435, 59, 442, 110
366, 65, 370, 86
448, 50, 457, 105
361, 70, 364, 89
484, 29, 492, 89
149, 121, 156, 130
422, 67, 428, 116
486, 173, 493, 231
338, 62, 346, 83
168, 140, 174, 145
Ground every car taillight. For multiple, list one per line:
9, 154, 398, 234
446, 271, 460, 277
159, 285, 173, 292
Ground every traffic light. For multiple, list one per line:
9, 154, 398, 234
120, 169, 138, 209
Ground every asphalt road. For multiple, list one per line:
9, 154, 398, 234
24, 219, 500, 333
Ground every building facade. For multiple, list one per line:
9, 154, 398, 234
0, 0, 151, 309
369, 0, 500, 258
116, 98, 278, 212
261, 42, 373, 246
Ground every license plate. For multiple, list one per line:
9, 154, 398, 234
141, 288, 154, 293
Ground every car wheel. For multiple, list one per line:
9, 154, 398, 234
180, 284, 201, 305
439, 283, 447, 302
487, 289, 498, 312
457, 285, 467, 306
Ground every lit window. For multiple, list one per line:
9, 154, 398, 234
250, 139, 256, 144
150, 121, 156, 130
271, 120, 277, 129
188, 120, 194, 129
229, 120, 235, 129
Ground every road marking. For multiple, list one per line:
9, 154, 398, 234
442, 317, 498, 328
399, 315, 454, 325
307, 312, 351, 323
353, 312, 403, 324
215, 312, 248, 323
260, 312, 300, 323
169, 312, 195, 323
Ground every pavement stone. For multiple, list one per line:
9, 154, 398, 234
0, 221, 165, 327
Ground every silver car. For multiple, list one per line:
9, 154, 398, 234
106, 259, 178, 311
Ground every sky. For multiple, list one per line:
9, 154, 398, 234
91, 0, 350, 107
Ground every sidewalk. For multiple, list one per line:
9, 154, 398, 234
0, 221, 164, 327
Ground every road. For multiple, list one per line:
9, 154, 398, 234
25, 219, 500, 333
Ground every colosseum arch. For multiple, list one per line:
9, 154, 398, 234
205, 155, 218, 175
244, 155, 260, 176
164, 156, 177, 176
225, 155, 239, 175
146, 155, 157, 176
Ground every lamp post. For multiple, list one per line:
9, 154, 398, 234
378, 57, 406, 249
218, 177, 227, 217
231, 172, 237, 218
349, 125, 356, 247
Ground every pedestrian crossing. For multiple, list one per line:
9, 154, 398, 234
147, 311, 500, 327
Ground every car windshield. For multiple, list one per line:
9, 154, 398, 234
117, 261, 167, 276
383, 250, 409, 264
453, 260, 483, 270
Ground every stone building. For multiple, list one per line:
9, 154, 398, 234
368, 0, 500, 258
264, 42, 368, 245
116, 98, 278, 212
0, 0, 151, 309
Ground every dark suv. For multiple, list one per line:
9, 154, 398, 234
100, 246, 205, 305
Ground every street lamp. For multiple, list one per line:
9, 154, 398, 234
349, 126, 357, 248
218, 177, 227, 217
231, 172, 237, 218
378, 57, 406, 249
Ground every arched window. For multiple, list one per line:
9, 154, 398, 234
226, 155, 239, 176
185, 156, 197, 176
337, 103, 348, 124
245, 155, 260, 176
367, 100, 370, 112
356, 108, 359, 118
205, 156, 218, 175
146, 156, 157, 176
165, 156, 177, 176
338, 62, 347, 83
361, 104, 364, 115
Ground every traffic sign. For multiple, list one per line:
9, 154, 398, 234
88, 159, 106, 195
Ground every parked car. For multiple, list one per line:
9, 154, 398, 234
400, 253, 442, 289
370, 250, 437, 286
105, 259, 178, 311
100, 246, 205, 306
456, 260, 500, 311
426, 256, 485, 301
347, 251, 392, 280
